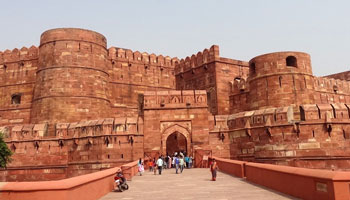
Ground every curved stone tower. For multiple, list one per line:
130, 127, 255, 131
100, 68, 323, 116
30, 28, 110, 126
248, 52, 315, 110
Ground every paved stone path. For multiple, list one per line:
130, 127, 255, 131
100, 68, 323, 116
100, 168, 298, 200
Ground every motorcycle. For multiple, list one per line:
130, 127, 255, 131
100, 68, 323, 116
114, 171, 129, 192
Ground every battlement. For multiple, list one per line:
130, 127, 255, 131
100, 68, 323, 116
174, 45, 219, 75
324, 70, 350, 81
208, 115, 229, 132
314, 76, 350, 94
108, 47, 179, 68
0, 46, 38, 64
227, 103, 350, 130
143, 90, 207, 109
230, 77, 249, 94
2, 117, 144, 142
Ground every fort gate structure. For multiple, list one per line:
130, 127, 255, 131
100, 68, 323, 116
1, 28, 350, 181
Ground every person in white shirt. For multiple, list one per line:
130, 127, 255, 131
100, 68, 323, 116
156, 156, 163, 175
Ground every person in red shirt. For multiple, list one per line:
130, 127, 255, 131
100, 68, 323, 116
210, 158, 219, 181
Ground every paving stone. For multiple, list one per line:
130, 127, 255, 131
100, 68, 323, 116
99, 168, 298, 200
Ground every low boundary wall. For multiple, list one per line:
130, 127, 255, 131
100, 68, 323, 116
209, 156, 350, 200
0, 159, 147, 200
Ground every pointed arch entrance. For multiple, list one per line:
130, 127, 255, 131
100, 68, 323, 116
166, 132, 187, 155
161, 124, 191, 155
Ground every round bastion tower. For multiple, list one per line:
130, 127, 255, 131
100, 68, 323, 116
248, 52, 315, 110
30, 28, 110, 127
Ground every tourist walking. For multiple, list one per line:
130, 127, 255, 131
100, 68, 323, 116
149, 159, 154, 172
175, 156, 180, 174
168, 155, 172, 168
138, 158, 144, 176
179, 156, 185, 173
156, 156, 163, 175
172, 155, 176, 168
210, 158, 218, 181
185, 155, 189, 168
153, 158, 157, 175
188, 156, 193, 168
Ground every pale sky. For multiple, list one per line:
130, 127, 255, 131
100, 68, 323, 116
1, 0, 349, 76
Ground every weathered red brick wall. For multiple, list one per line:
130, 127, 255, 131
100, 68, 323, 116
229, 52, 350, 113
1, 28, 350, 182
324, 70, 350, 81
31, 28, 111, 128
175, 45, 248, 115
107, 47, 177, 117
143, 90, 212, 156
215, 58, 249, 114
0, 46, 38, 126
1, 117, 144, 181
247, 52, 314, 110
227, 103, 350, 171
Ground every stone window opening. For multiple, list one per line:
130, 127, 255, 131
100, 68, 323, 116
279, 76, 282, 88
343, 129, 348, 139
300, 106, 306, 121
11, 94, 22, 105
286, 56, 297, 67
333, 85, 338, 93
3, 64, 7, 70
249, 62, 256, 76
331, 104, 337, 119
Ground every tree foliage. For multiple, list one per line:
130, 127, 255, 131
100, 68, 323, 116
0, 131, 12, 168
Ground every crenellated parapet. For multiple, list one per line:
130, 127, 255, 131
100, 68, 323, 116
314, 76, 350, 95
108, 47, 179, 68
3, 117, 144, 143
0, 46, 39, 85
143, 90, 207, 109
174, 45, 219, 75
227, 103, 350, 131
0, 46, 38, 65
324, 70, 350, 81
3, 123, 47, 141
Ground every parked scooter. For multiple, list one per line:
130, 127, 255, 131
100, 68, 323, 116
114, 170, 129, 192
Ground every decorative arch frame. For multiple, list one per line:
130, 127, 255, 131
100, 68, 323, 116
161, 124, 191, 155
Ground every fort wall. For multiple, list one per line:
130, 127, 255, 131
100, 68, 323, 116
1, 28, 350, 182
0, 46, 38, 126
0, 117, 144, 181
324, 70, 350, 81
143, 90, 212, 157
175, 45, 249, 115
107, 47, 177, 117
226, 103, 350, 170
31, 28, 111, 128
229, 53, 350, 113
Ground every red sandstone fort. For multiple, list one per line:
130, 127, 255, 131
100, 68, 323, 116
1, 28, 350, 181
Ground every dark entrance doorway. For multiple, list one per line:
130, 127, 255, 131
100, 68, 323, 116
166, 131, 187, 155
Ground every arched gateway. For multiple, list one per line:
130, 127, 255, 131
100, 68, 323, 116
161, 124, 191, 155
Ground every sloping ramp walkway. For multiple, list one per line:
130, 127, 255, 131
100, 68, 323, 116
100, 168, 297, 200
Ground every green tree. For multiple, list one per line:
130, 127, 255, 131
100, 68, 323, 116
0, 131, 12, 168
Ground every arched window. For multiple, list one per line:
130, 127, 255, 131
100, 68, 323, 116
11, 94, 22, 105
249, 62, 256, 75
286, 56, 297, 67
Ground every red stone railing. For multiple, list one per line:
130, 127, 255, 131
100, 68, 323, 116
209, 157, 245, 178
209, 156, 350, 200
0, 158, 148, 200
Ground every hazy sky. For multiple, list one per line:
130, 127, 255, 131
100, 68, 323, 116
1, 0, 349, 76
